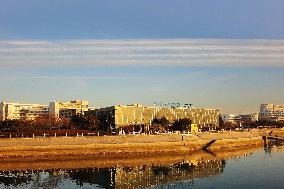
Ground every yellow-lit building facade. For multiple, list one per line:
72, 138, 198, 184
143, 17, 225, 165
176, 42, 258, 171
49, 100, 89, 118
91, 104, 220, 131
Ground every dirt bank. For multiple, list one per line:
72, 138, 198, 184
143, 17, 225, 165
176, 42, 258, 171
0, 146, 262, 171
0, 132, 264, 162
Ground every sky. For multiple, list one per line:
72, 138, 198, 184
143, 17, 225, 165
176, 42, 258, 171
0, 0, 284, 114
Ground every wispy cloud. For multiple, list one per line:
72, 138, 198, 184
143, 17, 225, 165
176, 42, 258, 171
0, 39, 283, 67
0, 75, 130, 80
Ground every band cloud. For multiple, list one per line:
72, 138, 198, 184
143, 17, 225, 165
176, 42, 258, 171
0, 39, 283, 67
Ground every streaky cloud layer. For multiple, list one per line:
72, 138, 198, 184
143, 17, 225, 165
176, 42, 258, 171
0, 39, 283, 67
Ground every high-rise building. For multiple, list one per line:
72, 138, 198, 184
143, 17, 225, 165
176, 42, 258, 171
259, 104, 284, 122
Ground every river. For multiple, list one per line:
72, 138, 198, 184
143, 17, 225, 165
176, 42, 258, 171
0, 141, 283, 189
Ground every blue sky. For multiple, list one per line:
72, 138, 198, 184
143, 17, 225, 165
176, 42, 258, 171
0, 1, 284, 114
0, 0, 283, 39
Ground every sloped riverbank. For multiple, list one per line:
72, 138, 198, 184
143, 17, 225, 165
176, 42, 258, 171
0, 131, 265, 162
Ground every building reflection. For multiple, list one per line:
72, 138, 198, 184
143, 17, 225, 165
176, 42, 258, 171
0, 159, 225, 189
264, 139, 284, 155
114, 160, 225, 189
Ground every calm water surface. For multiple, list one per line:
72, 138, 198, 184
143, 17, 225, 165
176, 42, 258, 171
0, 142, 283, 189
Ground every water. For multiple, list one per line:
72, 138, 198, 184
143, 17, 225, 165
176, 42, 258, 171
0, 142, 283, 189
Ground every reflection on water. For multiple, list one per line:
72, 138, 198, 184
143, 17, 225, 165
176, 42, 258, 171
0, 141, 283, 189
0, 160, 226, 189
264, 138, 284, 155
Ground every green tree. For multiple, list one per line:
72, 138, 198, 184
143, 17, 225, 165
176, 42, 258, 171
0, 119, 29, 132
70, 114, 100, 130
219, 115, 224, 128
220, 122, 239, 130
31, 116, 71, 130
84, 114, 100, 130
159, 116, 170, 128
151, 116, 170, 132
172, 118, 192, 132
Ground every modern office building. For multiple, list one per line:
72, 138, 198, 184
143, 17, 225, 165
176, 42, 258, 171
0, 102, 49, 121
221, 113, 258, 126
49, 100, 89, 118
87, 104, 220, 131
259, 104, 284, 122
221, 114, 241, 125
239, 113, 258, 123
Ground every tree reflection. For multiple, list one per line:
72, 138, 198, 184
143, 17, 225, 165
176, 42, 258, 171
0, 170, 33, 187
31, 170, 69, 189
68, 168, 116, 189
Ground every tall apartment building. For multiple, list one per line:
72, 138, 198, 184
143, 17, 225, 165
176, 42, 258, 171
0, 102, 49, 121
259, 104, 284, 122
0, 100, 88, 121
87, 104, 220, 131
49, 100, 89, 118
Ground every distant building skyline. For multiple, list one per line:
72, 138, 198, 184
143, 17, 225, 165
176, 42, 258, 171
1, 99, 283, 116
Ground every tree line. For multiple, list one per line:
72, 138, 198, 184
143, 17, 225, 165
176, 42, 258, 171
2, 114, 282, 134
0, 115, 194, 134
150, 116, 192, 132
0, 114, 102, 134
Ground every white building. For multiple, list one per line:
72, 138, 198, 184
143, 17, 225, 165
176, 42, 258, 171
0, 102, 49, 121
0, 100, 89, 121
49, 100, 89, 118
259, 104, 284, 122
239, 113, 258, 122
221, 114, 241, 124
